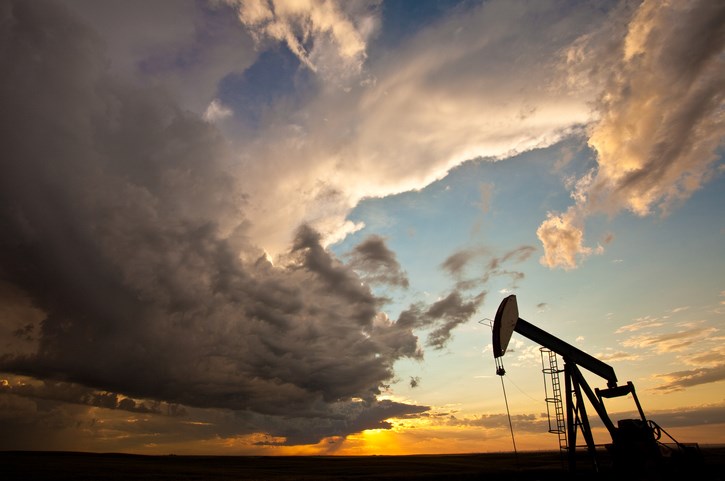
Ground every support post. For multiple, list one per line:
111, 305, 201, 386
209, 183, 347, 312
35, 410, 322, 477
628, 381, 647, 422
572, 371, 599, 473
564, 362, 577, 471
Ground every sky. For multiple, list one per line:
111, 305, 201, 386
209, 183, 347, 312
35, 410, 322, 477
0, 0, 723, 455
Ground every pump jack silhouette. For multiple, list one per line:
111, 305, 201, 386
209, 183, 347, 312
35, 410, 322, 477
492, 295, 702, 474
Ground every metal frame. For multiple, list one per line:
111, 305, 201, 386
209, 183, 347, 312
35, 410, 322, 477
493, 295, 647, 472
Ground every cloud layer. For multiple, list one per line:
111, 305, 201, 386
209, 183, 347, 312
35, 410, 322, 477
613, 302, 725, 392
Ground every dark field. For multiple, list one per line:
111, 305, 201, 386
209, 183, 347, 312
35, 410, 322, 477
3, 448, 725, 481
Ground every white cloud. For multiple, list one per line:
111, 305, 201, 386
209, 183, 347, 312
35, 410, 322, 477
536, 208, 595, 270
512, 343, 541, 369
203, 99, 234, 122
227, 0, 379, 87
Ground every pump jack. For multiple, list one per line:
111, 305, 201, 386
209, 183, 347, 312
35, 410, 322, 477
492, 295, 700, 473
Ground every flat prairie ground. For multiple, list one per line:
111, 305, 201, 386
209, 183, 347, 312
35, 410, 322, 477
3, 447, 724, 480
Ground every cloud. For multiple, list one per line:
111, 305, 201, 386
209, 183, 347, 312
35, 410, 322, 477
0, 0, 430, 445
585, 403, 725, 430
622, 327, 718, 354
59, 0, 257, 114
227, 0, 379, 86
0, 281, 45, 358
476, 183, 494, 214
0, 386, 428, 451
0, 375, 185, 416
345, 235, 409, 288
643, 403, 725, 427
536, 208, 599, 270
251, 399, 429, 446
537, 0, 725, 269
511, 344, 543, 369
596, 350, 641, 362
203, 99, 234, 122
425, 291, 486, 349
684, 345, 725, 368
395, 289, 486, 351
654, 365, 725, 392
447, 412, 546, 433
615, 316, 665, 333
587, 0, 725, 216
442, 245, 534, 290
226, 0, 606, 255
614, 309, 725, 391
378, 243, 536, 352
440, 248, 486, 278
489, 246, 536, 270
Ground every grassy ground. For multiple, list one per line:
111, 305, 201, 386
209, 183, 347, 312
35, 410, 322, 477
3, 447, 724, 480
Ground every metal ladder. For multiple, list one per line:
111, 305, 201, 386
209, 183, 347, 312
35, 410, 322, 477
541, 348, 567, 452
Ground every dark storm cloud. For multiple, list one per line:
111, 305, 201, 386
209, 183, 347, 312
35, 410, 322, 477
0, 389, 430, 451
0, 0, 427, 444
256, 400, 430, 446
346, 235, 409, 288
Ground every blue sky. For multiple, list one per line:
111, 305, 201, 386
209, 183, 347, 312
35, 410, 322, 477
0, 0, 723, 454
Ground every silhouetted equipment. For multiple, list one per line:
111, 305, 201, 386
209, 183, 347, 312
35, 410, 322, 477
492, 295, 702, 474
